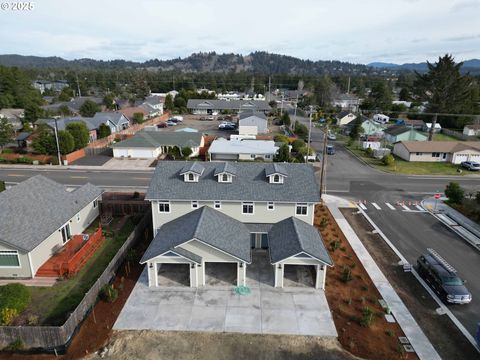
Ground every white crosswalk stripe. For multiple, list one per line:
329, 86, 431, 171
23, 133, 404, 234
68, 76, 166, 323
385, 203, 396, 210
415, 205, 425, 211
358, 203, 367, 210
401, 204, 410, 211
372, 202, 381, 210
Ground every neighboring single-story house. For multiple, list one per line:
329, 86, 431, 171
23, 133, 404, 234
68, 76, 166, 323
335, 111, 357, 126
41, 96, 104, 115
0, 108, 24, 131
187, 99, 271, 115
393, 141, 480, 163
141, 161, 333, 289
361, 118, 385, 136
238, 113, 268, 135
119, 107, 149, 122
92, 112, 130, 132
15, 132, 34, 148
395, 119, 425, 130
384, 125, 428, 144
36, 117, 105, 143
332, 94, 360, 112
463, 124, 480, 137
423, 122, 442, 133
208, 138, 278, 161
0, 175, 102, 279
112, 131, 204, 158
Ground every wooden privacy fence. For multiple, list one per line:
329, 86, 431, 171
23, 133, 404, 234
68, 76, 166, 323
0, 212, 151, 350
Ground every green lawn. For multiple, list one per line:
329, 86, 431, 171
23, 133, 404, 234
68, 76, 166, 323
26, 217, 136, 325
347, 145, 464, 176
427, 132, 459, 142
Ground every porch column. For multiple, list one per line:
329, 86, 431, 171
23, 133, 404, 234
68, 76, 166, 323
153, 262, 159, 287
315, 264, 327, 290
237, 262, 246, 287
274, 263, 284, 288
198, 262, 205, 286
190, 263, 198, 288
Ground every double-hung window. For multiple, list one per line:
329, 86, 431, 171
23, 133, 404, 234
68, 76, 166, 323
158, 200, 170, 213
0, 251, 20, 267
242, 202, 254, 215
267, 202, 274, 210
296, 203, 308, 216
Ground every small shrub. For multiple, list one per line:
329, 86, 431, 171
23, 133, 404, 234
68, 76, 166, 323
1, 148, 13, 154
0, 283, 31, 318
101, 284, 118, 303
360, 307, 375, 327
330, 240, 340, 252
27, 314, 39, 325
341, 266, 352, 283
4, 338, 23, 351
382, 154, 395, 166
16, 156, 33, 164
365, 147, 373, 157
0, 308, 18, 325
385, 330, 395, 337
319, 216, 329, 230
16, 148, 27, 155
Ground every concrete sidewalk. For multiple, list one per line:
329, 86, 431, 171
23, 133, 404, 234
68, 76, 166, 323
324, 194, 441, 360
0, 164, 155, 172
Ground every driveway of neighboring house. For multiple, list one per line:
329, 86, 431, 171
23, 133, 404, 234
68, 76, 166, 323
114, 251, 337, 337
101, 158, 154, 169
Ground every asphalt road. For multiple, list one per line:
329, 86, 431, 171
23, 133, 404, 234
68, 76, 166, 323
363, 204, 480, 336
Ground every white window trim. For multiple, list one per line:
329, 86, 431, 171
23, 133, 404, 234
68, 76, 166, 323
295, 203, 308, 216
93, 199, 98, 208
214, 201, 221, 209
242, 202, 255, 215
184, 172, 199, 182
0, 250, 21, 268
191, 200, 199, 209
267, 201, 275, 211
158, 200, 171, 213
218, 173, 232, 183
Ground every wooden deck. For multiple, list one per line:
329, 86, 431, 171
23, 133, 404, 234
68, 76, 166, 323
36, 227, 105, 278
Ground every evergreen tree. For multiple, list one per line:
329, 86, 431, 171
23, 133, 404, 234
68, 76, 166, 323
57, 130, 75, 154
274, 143, 291, 162
79, 100, 100, 117
98, 123, 111, 139
0, 118, 14, 150
66, 122, 89, 150
164, 94, 174, 111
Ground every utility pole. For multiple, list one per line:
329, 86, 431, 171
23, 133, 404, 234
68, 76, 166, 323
75, 74, 82, 97
347, 76, 351, 94
53, 119, 62, 166
319, 125, 328, 201
268, 76, 271, 102
293, 93, 299, 124
306, 105, 313, 163
428, 113, 437, 141
280, 92, 284, 116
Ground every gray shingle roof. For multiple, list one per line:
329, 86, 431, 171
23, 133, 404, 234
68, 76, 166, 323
92, 112, 129, 126
214, 162, 237, 176
0, 176, 103, 252
265, 163, 288, 177
180, 162, 205, 175
187, 99, 271, 111
268, 217, 332, 265
239, 111, 267, 120
384, 125, 413, 136
140, 206, 251, 263
111, 131, 203, 149
146, 161, 320, 202
36, 117, 101, 131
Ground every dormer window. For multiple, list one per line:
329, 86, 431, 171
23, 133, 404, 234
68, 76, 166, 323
214, 162, 237, 183
183, 172, 199, 182
268, 173, 285, 184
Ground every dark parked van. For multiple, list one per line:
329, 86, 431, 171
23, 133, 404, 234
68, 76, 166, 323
326, 145, 335, 155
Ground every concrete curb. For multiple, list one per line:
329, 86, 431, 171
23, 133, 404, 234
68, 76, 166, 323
324, 195, 442, 360
358, 205, 480, 354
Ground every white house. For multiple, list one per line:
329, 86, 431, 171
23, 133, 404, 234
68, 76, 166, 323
335, 111, 357, 126
373, 114, 390, 124
333, 94, 360, 112
238, 112, 268, 135
112, 131, 204, 159
141, 162, 333, 289
393, 141, 480, 164
208, 138, 278, 161
0, 176, 102, 279
463, 124, 480, 137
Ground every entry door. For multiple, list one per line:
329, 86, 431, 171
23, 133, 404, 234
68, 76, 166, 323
61, 224, 71, 244
261, 234, 268, 249
250, 234, 256, 249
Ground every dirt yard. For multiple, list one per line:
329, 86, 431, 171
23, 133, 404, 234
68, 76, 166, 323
88, 331, 360, 360
341, 208, 480, 360
314, 205, 418, 360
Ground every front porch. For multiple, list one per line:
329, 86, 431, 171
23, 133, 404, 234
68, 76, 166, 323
36, 226, 105, 278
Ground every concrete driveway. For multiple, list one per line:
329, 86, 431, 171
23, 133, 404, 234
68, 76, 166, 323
114, 252, 337, 337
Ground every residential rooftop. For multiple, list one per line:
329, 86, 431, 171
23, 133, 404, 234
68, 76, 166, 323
111, 131, 203, 149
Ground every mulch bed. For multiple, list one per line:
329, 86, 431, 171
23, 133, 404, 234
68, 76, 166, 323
315, 204, 418, 360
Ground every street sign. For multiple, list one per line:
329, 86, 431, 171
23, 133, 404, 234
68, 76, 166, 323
434, 193, 441, 199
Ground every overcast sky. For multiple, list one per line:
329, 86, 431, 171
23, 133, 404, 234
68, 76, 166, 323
0, 0, 479, 64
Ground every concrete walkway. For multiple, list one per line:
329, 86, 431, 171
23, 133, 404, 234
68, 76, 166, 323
324, 194, 442, 360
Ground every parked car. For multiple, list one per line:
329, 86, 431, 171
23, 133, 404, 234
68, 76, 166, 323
206, 115, 215, 121
327, 132, 337, 140
219, 122, 236, 130
460, 161, 480, 171
172, 115, 183, 122
168, 118, 179, 123
417, 249, 472, 304
166, 120, 177, 126
157, 122, 167, 128
326, 145, 335, 155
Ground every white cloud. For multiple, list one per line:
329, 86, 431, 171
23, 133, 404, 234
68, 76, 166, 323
0, 0, 478, 64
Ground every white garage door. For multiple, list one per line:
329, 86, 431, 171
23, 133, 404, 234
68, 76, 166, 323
469, 154, 480, 162
454, 154, 468, 164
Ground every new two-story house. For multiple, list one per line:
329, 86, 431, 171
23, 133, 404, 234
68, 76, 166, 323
140, 161, 332, 290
